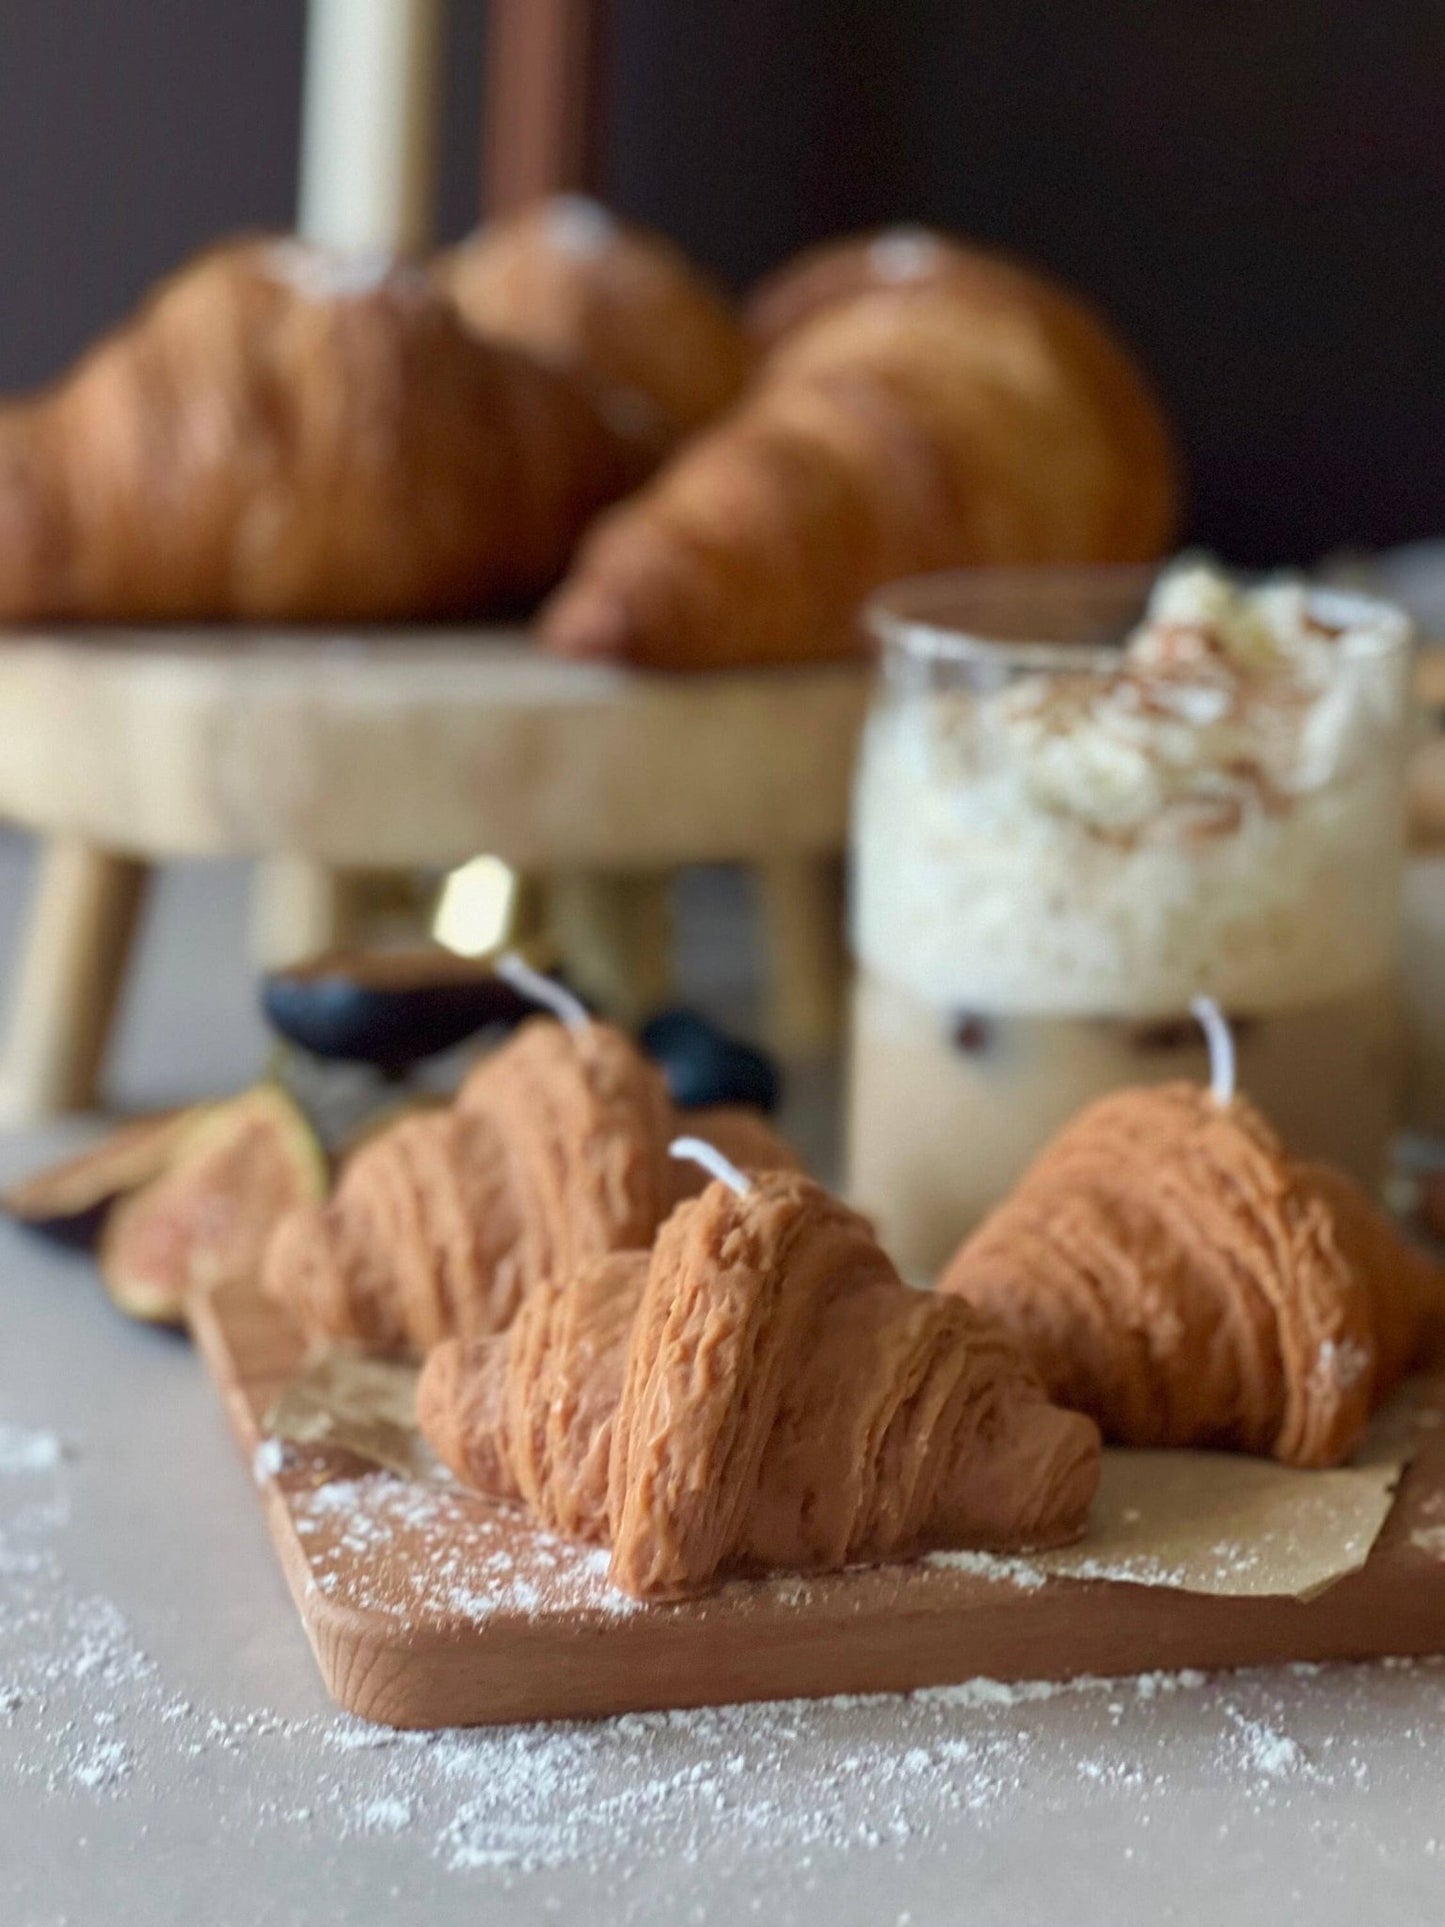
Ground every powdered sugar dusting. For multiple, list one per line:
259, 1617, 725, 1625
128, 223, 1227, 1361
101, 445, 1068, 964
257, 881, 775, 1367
541, 194, 617, 258
1316, 1338, 1373, 1394
867, 226, 946, 282
289, 1472, 642, 1624
923, 1547, 1049, 1589
0, 1422, 63, 1476
5, 1426, 1445, 1889
263, 240, 403, 301
6, 1401, 1445, 1898
1229, 1711, 1307, 1779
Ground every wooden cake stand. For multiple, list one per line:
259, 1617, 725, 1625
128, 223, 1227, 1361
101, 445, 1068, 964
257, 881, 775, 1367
0, 627, 869, 1120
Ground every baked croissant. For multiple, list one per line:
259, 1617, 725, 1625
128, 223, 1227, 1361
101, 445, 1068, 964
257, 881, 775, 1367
262, 1018, 797, 1354
437, 196, 755, 441
418, 1168, 1101, 1599
0, 236, 652, 622
939, 1084, 1445, 1469
539, 248, 1178, 671
745, 224, 1176, 532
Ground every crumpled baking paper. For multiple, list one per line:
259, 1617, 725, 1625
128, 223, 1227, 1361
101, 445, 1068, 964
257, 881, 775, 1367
265, 1349, 1445, 1602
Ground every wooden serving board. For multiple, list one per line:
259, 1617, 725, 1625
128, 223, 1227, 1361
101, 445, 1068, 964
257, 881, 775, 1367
192, 1277, 1445, 1731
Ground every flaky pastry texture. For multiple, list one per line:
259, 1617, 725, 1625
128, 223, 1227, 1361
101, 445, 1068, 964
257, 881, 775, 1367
419, 1170, 1100, 1598
939, 1084, 1444, 1469
0, 236, 651, 622
262, 1018, 796, 1355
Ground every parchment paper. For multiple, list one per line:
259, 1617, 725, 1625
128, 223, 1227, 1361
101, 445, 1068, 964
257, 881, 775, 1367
264, 1351, 1445, 1603
264, 1351, 442, 1482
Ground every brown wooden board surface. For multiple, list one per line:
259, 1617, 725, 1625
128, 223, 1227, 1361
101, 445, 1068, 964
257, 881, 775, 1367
191, 1277, 1445, 1732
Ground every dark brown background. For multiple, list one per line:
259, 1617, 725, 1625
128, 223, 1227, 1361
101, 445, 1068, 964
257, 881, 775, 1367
0, 2, 1439, 565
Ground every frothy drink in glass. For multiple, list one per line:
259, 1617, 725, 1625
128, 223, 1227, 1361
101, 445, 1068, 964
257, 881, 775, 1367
847, 565, 1414, 1281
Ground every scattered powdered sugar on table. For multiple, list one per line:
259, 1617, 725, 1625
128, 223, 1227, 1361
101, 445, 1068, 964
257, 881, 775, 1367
6, 1419, 1445, 1898
0, 1422, 63, 1477
1228, 1712, 1307, 1780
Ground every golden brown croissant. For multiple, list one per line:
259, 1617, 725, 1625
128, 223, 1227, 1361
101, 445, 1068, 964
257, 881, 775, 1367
0, 236, 653, 622
745, 224, 1176, 535
262, 1016, 798, 1354
437, 196, 755, 441
938, 1084, 1445, 1469
418, 1168, 1101, 1598
538, 247, 1179, 671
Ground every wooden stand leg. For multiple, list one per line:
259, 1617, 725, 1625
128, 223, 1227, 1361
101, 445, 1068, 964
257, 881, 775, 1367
757, 855, 847, 1058
250, 857, 361, 971
547, 870, 673, 1024
0, 837, 150, 1121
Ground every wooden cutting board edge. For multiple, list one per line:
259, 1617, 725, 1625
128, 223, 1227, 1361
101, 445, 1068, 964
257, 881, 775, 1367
190, 1278, 1445, 1730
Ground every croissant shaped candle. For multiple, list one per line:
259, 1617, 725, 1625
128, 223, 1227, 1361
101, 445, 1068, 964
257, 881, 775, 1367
939, 1003, 1445, 1468
0, 237, 652, 623
418, 1157, 1101, 1599
262, 979, 796, 1355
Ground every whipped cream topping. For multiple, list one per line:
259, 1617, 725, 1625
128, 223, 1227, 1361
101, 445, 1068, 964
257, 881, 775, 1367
853, 565, 1413, 1014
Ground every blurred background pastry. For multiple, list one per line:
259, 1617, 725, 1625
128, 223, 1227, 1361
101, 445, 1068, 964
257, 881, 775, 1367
0, 234, 655, 623
539, 248, 1178, 670
436, 193, 756, 443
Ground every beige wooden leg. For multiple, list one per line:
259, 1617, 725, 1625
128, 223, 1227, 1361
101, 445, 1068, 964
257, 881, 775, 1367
250, 856, 361, 970
757, 855, 846, 1058
547, 870, 673, 1025
0, 837, 150, 1121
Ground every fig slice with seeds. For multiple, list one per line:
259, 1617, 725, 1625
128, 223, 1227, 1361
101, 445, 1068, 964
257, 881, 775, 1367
1, 1106, 211, 1246
99, 1086, 327, 1325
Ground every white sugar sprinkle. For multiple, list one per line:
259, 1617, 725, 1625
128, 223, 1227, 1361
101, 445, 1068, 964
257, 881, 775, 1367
0, 1423, 63, 1476
5, 1420, 1445, 1889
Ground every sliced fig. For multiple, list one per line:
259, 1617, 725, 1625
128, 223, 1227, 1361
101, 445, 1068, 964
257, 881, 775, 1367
1, 1106, 210, 1246
261, 947, 536, 1070
99, 1086, 327, 1325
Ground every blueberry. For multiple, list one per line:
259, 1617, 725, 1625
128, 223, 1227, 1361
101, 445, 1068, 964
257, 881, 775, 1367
640, 1008, 781, 1115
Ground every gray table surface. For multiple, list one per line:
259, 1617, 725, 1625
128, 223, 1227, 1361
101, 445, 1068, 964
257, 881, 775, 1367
2, 843, 1443, 1927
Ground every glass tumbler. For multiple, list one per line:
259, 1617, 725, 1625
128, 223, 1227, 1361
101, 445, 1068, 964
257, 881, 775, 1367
845, 566, 1415, 1282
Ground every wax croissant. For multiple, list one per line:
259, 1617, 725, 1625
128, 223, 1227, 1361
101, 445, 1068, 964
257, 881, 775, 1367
539, 243, 1178, 671
437, 196, 755, 441
418, 1169, 1101, 1598
261, 1018, 797, 1354
0, 237, 653, 623
939, 1084, 1445, 1469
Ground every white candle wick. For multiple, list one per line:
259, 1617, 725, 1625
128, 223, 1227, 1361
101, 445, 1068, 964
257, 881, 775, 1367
496, 952, 590, 1032
669, 1136, 753, 1198
1190, 996, 1236, 1106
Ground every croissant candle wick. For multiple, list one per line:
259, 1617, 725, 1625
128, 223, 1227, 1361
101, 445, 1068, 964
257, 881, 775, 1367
496, 953, 590, 1032
668, 1136, 753, 1198
1189, 995, 1236, 1106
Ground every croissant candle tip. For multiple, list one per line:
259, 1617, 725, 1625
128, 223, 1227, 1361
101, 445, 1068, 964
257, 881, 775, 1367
668, 1136, 753, 1198
496, 953, 590, 1032
1190, 995, 1236, 1106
